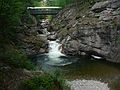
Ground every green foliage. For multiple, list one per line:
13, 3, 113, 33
0, 47, 34, 70
52, 71, 66, 90
0, 0, 39, 39
46, 0, 74, 7
45, 0, 97, 7
22, 75, 53, 90
0, 0, 22, 40
0, 0, 25, 28
33, 0, 98, 9
21, 12, 37, 25
0, 0, 40, 70
0, 87, 5, 90
33, 0, 74, 7
21, 72, 65, 90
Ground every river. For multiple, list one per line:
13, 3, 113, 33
34, 40, 120, 90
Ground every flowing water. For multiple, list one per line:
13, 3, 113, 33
35, 40, 120, 90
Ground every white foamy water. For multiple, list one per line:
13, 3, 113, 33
46, 40, 66, 65
91, 55, 102, 59
48, 40, 65, 58
67, 79, 109, 90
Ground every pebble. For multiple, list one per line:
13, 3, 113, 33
66, 79, 109, 90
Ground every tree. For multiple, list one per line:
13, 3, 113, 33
0, 0, 40, 41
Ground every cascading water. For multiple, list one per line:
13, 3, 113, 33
46, 40, 73, 66
48, 40, 65, 59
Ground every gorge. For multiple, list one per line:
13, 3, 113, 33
0, 0, 120, 90
34, 0, 120, 89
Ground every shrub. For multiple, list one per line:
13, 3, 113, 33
21, 72, 65, 90
0, 47, 34, 70
0, 87, 5, 90
22, 75, 53, 90
52, 71, 66, 90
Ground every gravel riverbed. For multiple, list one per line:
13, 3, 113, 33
67, 79, 109, 90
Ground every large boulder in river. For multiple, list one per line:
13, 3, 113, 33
52, 0, 120, 63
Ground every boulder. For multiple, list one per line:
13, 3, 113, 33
99, 8, 114, 21
107, 0, 120, 9
91, 1, 110, 13
47, 35, 56, 41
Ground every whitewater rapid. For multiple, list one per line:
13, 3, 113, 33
48, 40, 65, 59
42, 40, 74, 66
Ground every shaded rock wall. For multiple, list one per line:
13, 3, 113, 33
52, 0, 120, 63
17, 15, 48, 56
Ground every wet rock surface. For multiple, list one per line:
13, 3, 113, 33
52, 0, 120, 63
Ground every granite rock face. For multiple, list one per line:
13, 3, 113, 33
17, 16, 49, 56
52, 0, 120, 63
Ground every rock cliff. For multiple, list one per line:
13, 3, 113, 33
52, 0, 120, 63
17, 15, 48, 56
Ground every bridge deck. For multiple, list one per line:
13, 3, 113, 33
27, 7, 62, 15
27, 7, 62, 9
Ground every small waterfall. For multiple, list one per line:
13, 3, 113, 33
45, 40, 73, 66
48, 40, 65, 60
48, 41, 65, 58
